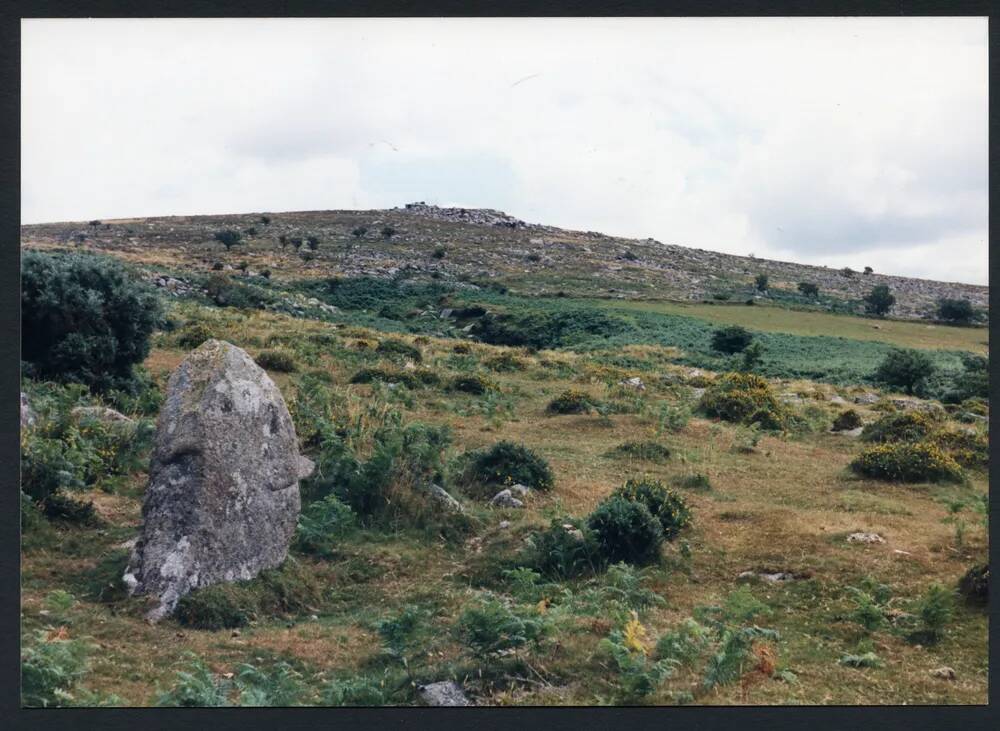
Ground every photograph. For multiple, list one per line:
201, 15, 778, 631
18, 15, 989, 708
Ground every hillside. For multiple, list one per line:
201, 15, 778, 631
20, 203, 988, 321
19, 205, 989, 708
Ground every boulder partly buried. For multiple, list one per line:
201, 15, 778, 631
124, 339, 313, 622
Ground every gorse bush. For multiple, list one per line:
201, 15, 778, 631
710, 326, 754, 354
349, 366, 439, 390
587, 496, 664, 566
611, 479, 691, 540
204, 273, 271, 310
850, 442, 964, 483
958, 563, 988, 605
861, 411, 937, 443
22, 251, 162, 393
176, 321, 215, 349
465, 441, 555, 492
937, 298, 976, 324
832, 409, 863, 431
483, 351, 527, 372
931, 428, 988, 468
546, 388, 595, 414
698, 372, 786, 429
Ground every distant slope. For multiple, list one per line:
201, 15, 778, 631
20, 203, 988, 322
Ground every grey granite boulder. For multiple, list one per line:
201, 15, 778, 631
418, 680, 471, 706
490, 489, 524, 509
20, 392, 35, 429
123, 340, 313, 622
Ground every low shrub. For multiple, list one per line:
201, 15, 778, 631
587, 496, 664, 566
607, 441, 671, 462
464, 441, 555, 492
376, 339, 422, 363
611, 479, 691, 540
546, 389, 595, 415
915, 583, 955, 642
832, 409, 863, 431
204, 274, 270, 310
698, 372, 786, 429
254, 349, 298, 373
176, 322, 216, 350
850, 442, 964, 483
484, 351, 527, 372
711, 326, 753, 354
958, 563, 988, 605
449, 374, 498, 395
600, 614, 676, 703
860, 411, 937, 443
527, 518, 604, 579
472, 308, 626, 349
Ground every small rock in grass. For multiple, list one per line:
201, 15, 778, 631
418, 680, 471, 707
508, 483, 531, 497
854, 392, 880, 405
425, 484, 464, 513
490, 489, 524, 509
499, 520, 511, 529
847, 532, 886, 545
930, 667, 956, 681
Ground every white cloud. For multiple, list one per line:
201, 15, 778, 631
21, 17, 988, 284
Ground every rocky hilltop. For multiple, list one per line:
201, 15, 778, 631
20, 203, 987, 321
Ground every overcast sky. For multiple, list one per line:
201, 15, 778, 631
22, 17, 988, 284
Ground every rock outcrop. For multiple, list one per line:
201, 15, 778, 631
123, 339, 313, 622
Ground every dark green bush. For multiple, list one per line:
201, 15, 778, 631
349, 367, 422, 389
449, 374, 497, 395
797, 282, 819, 297
587, 496, 664, 566
754, 274, 769, 292
612, 479, 690, 540
254, 349, 298, 373
672, 473, 712, 491
863, 285, 895, 316
466, 441, 555, 492
483, 351, 527, 372
710, 326, 753, 354
958, 563, 988, 605
472, 308, 625, 349
21, 251, 162, 393
936, 298, 975, 324
546, 389, 594, 414
832, 409, 863, 431
873, 348, 935, 395
214, 229, 242, 250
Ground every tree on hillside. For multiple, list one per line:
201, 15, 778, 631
863, 266, 874, 275
306, 235, 320, 251
711, 325, 754, 354
352, 226, 368, 239
873, 348, 935, 395
797, 282, 819, 297
755, 274, 769, 292
863, 285, 895, 316
21, 251, 161, 393
214, 229, 242, 252
936, 298, 975, 324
